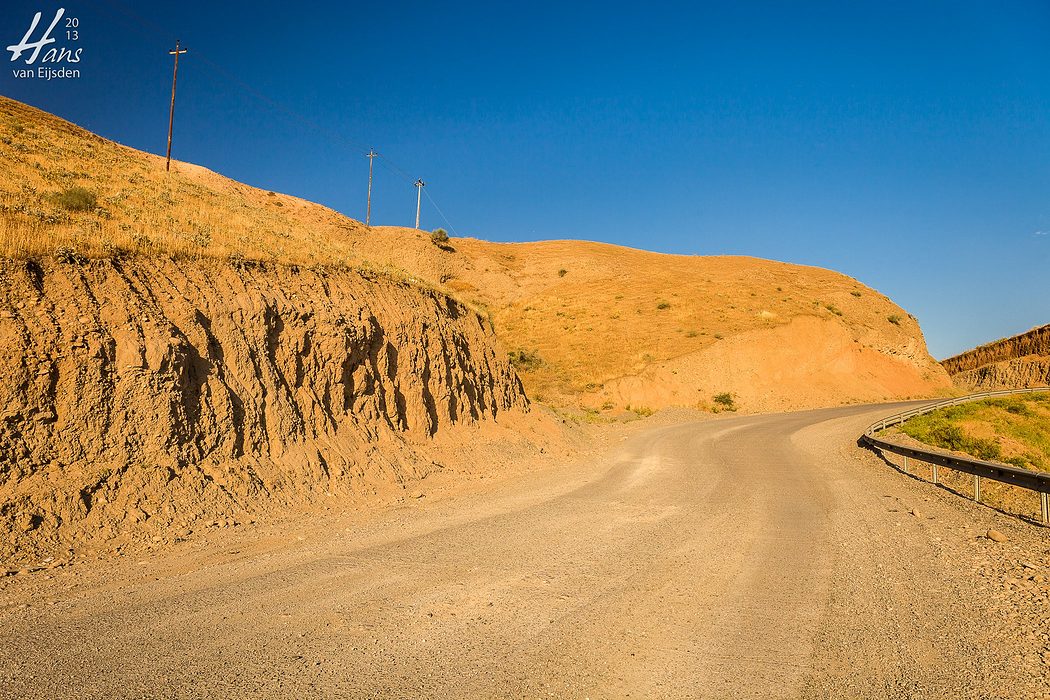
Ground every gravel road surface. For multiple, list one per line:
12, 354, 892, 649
2, 403, 1048, 698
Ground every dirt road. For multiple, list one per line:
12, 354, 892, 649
2, 404, 1048, 699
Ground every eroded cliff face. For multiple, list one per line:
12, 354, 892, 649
943, 325, 1050, 375
943, 325, 1050, 392
950, 358, 1050, 392
0, 258, 527, 561
597, 315, 948, 413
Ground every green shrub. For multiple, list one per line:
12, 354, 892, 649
558, 268, 568, 277
969, 438, 1001, 461
927, 423, 967, 451
987, 398, 1032, 416
902, 417, 1000, 460
52, 186, 96, 212
657, 301, 671, 310
430, 228, 450, 246
508, 348, 543, 371
887, 314, 902, 326
713, 392, 736, 411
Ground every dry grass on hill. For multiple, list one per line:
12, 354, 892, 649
0, 96, 369, 265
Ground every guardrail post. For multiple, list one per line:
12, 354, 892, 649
974, 475, 981, 503
903, 456, 909, 474
1042, 492, 1049, 526
931, 464, 938, 485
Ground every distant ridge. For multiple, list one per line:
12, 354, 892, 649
943, 325, 1050, 391
943, 325, 1050, 374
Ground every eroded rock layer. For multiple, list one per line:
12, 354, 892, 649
0, 258, 526, 560
943, 325, 1050, 391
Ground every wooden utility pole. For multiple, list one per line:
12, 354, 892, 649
365, 149, 378, 226
166, 40, 188, 172
414, 179, 425, 229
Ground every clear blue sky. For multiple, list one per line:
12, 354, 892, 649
3, 1, 1048, 358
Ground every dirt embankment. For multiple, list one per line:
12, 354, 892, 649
943, 325, 1050, 391
0, 258, 536, 563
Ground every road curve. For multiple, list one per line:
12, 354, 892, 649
1, 403, 1048, 699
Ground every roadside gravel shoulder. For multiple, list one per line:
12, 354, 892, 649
792, 410, 1050, 699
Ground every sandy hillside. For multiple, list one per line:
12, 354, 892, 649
0, 95, 950, 416
943, 324, 1050, 391
361, 229, 952, 412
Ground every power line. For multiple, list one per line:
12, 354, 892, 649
423, 186, 459, 237
98, 0, 462, 234
376, 155, 415, 183
100, 1, 365, 149
380, 156, 463, 233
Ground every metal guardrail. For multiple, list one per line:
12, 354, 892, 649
859, 388, 1050, 525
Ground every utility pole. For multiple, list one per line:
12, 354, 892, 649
414, 179, 425, 229
165, 40, 188, 172
365, 149, 378, 226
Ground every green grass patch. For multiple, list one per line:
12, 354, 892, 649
897, 393, 1050, 471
